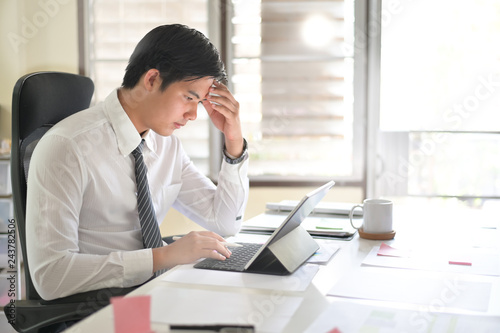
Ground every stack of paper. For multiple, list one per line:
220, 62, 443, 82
241, 213, 357, 239
161, 263, 319, 292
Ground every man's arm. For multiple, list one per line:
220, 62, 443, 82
25, 135, 152, 300
152, 230, 232, 272
168, 134, 249, 237
169, 80, 248, 236
202, 80, 245, 158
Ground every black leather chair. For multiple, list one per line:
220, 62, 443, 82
5, 72, 137, 333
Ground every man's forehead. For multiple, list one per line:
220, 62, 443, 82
183, 78, 214, 98
188, 90, 201, 99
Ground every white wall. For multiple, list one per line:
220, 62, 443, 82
0, 0, 79, 141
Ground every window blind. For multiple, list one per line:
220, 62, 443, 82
87, 0, 211, 174
231, 0, 358, 180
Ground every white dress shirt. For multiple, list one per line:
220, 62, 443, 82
26, 89, 249, 300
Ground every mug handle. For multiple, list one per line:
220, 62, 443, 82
349, 205, 363, 229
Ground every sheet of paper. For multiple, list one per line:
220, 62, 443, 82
162, 263, 319, 292
328, 267, 493, 312
471, 228, 500, 249
363, 244, 500, 276
111, 295, 151, 333
305, 301, 500, 333
148, 285, 303, 333
307, 241, 340, 264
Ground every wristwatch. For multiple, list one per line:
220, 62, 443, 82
223, 138, 248, 164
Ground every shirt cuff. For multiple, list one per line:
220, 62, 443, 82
223, 138, 248, 164
122, 249, 154, 286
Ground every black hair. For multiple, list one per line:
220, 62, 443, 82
122, 24, 227, 90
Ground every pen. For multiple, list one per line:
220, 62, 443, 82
172, 236, 243, 247
448, 261, 472, 266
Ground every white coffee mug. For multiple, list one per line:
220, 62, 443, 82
349, 199, 393, 234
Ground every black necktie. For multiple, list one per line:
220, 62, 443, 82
131, 140, 163, 250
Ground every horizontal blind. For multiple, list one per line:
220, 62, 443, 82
88, 0, 211, 174
231, 0, 355, 179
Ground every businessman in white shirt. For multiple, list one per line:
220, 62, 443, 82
26, 24, 249, 302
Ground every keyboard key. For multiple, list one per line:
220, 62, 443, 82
194, 243, 262, 272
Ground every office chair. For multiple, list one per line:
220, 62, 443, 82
5, 72, 137, 333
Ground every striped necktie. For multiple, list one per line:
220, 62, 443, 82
131, 139, 163, 250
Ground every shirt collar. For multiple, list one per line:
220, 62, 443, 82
103, 89, 160, 158
142, 131, 159, 159
103, 89, 142, 156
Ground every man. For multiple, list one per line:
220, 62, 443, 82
26, 24, 249, 301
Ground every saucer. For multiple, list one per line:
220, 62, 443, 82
358, 228, 396, 240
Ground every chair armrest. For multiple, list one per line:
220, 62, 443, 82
39, 286, 137, 305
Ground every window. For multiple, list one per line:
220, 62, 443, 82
377, 0, 500, 199
229, 0, 364, 183
84, 0, 366, 186
85, 0, 212, 174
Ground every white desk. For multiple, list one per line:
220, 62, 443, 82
64, 199, 500, 332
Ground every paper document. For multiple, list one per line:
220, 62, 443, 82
307, 241, 340, 264
328, 267, 493, 312
363, 243, 500, 276
305, 301, 500, 333
162, 263, 319, 292
149, 286, 303, 333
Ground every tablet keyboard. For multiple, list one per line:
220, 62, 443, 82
194, 242, 262, 272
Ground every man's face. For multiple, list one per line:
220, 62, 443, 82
141, 76, 214, 136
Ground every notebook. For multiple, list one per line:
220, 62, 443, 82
194, 180, 335, 275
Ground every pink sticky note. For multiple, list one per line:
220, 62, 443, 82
328, 328, 342, 333
377, 242, 410, 257
111, 295, 152, 333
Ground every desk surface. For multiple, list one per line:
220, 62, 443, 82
64, 199, 500, 333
